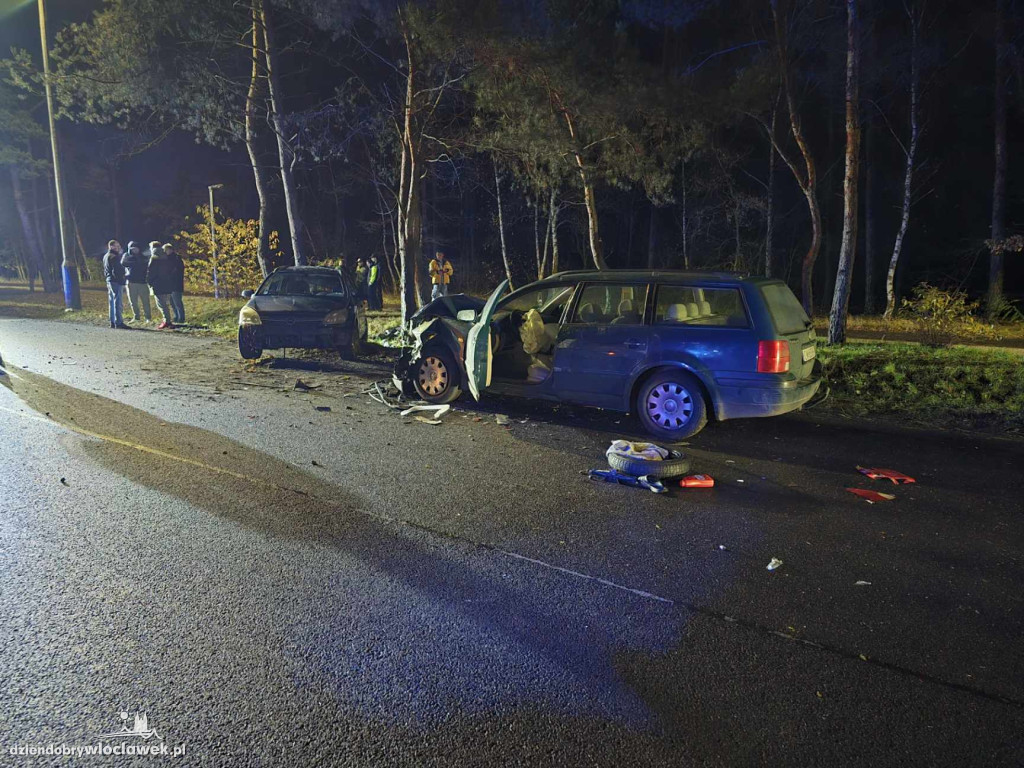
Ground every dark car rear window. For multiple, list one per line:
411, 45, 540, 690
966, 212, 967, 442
259, 272, 344, 297
654, 286, 749, 328
760, 283, 811, 334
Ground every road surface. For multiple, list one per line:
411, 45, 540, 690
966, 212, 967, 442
0, 317, 1022, 766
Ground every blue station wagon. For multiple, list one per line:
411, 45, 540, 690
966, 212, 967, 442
399, 270, 821, 440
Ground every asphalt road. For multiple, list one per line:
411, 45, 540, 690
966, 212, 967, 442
0, 316, 1022, 767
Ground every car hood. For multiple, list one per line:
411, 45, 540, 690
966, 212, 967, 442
249, 295, 349, 314
411, 293, 486, 322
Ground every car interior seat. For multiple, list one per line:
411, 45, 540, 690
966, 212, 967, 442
686, 301, 700, 319
612, 299, 640, 325
577, 303, 597, 323
665, 303, 689, 323
700, 300, 712, 316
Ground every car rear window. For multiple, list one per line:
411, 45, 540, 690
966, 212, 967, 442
570, 284, 648, 325
760, 283, 811, 334
259, 272, 345, 296
654, 286, 748, 328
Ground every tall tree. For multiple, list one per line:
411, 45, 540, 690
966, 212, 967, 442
988, 0, 1008, 316
769, 0, 822, 313
883, 0, 923, 319
828, 0, 862, 344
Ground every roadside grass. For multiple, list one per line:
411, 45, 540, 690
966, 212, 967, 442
817, 341, 1024, 432
812, 313, 1024, 345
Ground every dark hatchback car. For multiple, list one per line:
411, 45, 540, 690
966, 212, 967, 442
237, 266, 367, 359
399, 270, 821, 440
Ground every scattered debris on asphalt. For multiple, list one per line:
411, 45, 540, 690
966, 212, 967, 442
585, 468, 667, 493
718, 544, 729, 551
314, 406, 332, 413
414, 415, 442, 426
311, 460, 322, 467
766, 558, 783, 571
495, 414, 510, 426
294, 378, 322, 391
856, 466, 916, 484
400, 404, 451, 421
855, 580, 872, 586
59, 477, 69, 486
846, 487, 896, 503
680, 474, 715, 488
607, 440, 671, 461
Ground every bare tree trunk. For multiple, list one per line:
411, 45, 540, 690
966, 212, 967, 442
771, 0, 821, 313
884, 3, 920, 319
247, 0, 271, 277
681, 159, 689, 269
11, 168, 55, 292
828, 0, 862, 345
259, 1, 305, 266
494, 164, 514, 289
733, 204, 742, 271
549, 187, 560, 275
988, 0, 1008, 317
409, 177, 427, 308
555, 98, 607, 269
533, 199, 542, 278
540, 191, 553, 279
647, 201, 659, 269
863, 121, 876, 314
765, 93, 779, 277
70, 207, 92, 281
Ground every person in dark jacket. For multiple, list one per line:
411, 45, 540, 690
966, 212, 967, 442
103, 239, 128, 329
120, 241, 152, 323
147, 241, 175, 329
164, 242, 186, 324
367, 256, 382, 310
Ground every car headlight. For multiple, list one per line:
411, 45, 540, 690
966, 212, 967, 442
323, 309, 348, 325
239, 306, 261, 326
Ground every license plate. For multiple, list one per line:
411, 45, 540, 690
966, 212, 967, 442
802, 345, 816, 362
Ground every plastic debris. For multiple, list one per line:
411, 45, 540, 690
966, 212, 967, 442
856, 466, 916, 484
311, 460, 322, 467
400, 404, 451, 420
766, 558, 783, 571
414, 415, 442, 426
495, 414, 510, 426
855, 580, 872, 586
586, 468, 667, 494
846, 487, 896, 503
294, 378, 322, 391
718, 544, 729, 551
680, 474, 715, 488
314, 406, 332, 413
59, 477, 69, 487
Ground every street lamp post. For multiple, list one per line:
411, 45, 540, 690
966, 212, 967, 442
208, 184, 224, 299
38, 0, 79, 309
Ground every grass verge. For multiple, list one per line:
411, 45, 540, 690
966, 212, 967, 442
817, 341, 1024, 434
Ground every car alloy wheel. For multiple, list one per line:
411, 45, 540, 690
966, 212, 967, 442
646, 381, 694, 430
418, 355, 450, 397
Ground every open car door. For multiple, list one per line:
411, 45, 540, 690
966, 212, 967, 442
465, 279, 509, 400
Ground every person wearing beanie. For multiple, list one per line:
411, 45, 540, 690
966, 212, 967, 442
120, 241, 152, 323
102, 239, 128, 329
146, 241, 176, 329
164, 242, 186, 325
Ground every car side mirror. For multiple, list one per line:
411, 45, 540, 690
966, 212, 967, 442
456, 309, 477, 322
241, 290, 254, 299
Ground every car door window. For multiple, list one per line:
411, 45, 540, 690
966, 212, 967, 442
654, 285, 748, 328
501, 285, 575, 324
570, 284, 648, 325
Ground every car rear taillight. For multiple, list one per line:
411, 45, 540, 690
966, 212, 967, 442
757, 340, 790, 373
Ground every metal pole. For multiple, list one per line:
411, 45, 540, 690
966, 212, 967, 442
38, 0, 79, 309
208, 184, 222, 299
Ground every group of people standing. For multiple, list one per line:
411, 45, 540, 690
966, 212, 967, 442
103, 240, 186, 330
350, 251, 454, 310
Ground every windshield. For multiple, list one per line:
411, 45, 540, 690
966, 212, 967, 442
499, 285, 575, 323
258, 272, 345, 297
760, 283, 811, 334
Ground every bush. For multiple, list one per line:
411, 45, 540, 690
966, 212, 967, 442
176, 206, 281, 298
899, 282, 994, 345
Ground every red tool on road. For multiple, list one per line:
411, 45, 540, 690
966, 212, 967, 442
679, 474, 715, 488
856, 467, 915, 485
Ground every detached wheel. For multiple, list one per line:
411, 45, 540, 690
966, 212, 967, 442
238, 326, 263, 359
636, 369, 708, 441
607, 450, 691, 479
413, 347, 463, 404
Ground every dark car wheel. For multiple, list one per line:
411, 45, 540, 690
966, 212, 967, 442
413, 347, 463, 404
238, 326, 263, 360
636, 369, 708, 441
